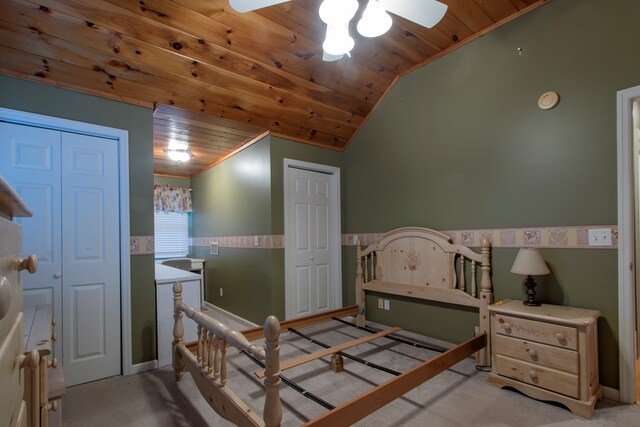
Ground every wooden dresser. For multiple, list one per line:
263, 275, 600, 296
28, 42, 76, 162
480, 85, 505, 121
488, 300, 601, 418
0, 176, 37, 427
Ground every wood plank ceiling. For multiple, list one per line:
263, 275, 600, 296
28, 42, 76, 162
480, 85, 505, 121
0, 0, 549, 177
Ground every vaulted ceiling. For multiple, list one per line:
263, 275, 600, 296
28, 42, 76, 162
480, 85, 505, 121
0, 0, 549, 177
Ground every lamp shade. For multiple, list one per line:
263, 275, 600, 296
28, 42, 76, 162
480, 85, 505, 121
511, 248, 550, 276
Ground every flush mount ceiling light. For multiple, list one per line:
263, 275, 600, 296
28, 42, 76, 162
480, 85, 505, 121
165, 147, 193, 162
229, 0, 448, 61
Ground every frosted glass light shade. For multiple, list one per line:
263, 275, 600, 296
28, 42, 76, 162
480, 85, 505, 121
323, 23, 354, 56
511, 248, 550, 276
165, 148, 192, 162
357, 0, 392, 38
322, 51, 344, 62
319, 0, 358, 25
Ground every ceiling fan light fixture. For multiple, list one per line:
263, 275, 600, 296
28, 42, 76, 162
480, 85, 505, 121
319, 0, 358, 25
322, 23, 355, 56
357, 0, 392, 38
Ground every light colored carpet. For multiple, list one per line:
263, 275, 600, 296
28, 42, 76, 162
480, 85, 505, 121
62, 315, 640, 426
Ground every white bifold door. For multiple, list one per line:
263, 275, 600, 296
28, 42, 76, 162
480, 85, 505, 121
0, 122, 121, 386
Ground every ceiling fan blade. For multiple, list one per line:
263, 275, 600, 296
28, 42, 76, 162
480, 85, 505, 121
379, 0, 447, 28
322, 51, 344, 62
229, 0, 290, 13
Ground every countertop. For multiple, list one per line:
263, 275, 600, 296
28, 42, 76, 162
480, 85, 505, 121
155, 263, 202, 284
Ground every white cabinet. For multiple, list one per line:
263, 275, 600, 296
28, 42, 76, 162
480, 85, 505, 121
155, 264, 202, 367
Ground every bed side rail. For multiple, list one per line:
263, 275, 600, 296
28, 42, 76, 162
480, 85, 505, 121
172, 281, 282, 427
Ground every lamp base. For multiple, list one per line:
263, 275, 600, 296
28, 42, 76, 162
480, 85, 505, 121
523, 275, 541, 306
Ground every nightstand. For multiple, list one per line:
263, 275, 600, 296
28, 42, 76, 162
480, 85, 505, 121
488, 300, 601, 418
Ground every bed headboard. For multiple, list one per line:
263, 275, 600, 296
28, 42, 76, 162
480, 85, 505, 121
355, 227, 492, 364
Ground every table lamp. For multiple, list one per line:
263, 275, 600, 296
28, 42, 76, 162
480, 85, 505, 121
511, 248, 550, 306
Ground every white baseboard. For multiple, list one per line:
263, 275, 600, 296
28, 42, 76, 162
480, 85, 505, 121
127, 360, 158, 375
602, 385, 620, 402
202, 301, 258, 328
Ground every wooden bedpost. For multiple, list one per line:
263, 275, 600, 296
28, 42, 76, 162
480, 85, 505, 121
263, 315, 282, 427
478, 239, 493, 366
173, 281, 185, 381
355, 241, 365, 326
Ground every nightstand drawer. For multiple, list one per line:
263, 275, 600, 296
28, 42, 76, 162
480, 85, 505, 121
494, 314, 577, 350
494, 334, 579, 374
495, 354, 579, 398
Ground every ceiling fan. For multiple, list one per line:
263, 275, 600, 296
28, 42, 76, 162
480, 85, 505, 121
229, 0, 448, 61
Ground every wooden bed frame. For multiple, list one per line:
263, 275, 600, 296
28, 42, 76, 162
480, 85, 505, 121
171, 227, 492, 426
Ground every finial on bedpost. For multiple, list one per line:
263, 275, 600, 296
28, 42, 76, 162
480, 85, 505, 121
478, 239, 493, 366
263, 315, 282, 427
355, 240, 366, 327
173, 281, 185, 381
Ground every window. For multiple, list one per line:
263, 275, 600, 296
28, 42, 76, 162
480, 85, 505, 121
154, 211, 189, 258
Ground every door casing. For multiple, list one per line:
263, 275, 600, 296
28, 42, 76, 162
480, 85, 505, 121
0, 107, 133, 375
284, 158, 342, 320
617, 85, 639, 404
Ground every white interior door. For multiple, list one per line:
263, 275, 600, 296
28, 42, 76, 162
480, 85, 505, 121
0, 122, 121, 385
285, 161, 341, 319
61, 132, 120, 385
0, 123, 63, 360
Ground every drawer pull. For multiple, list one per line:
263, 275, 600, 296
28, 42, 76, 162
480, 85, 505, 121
47, 400, 59, 412
527, 370, 538, 380
51, 332, 57, 342
52, 318, 57, 326
527, 349, 538, 359
48, 357, 58, 368
555, 333, 567, 344
19, 255, 38, 274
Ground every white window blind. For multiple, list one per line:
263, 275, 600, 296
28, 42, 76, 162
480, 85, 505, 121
154, 211, 189, 258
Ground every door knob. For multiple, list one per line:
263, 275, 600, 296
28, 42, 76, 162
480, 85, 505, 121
19, 255, 38, 274
53, 273, 62, 279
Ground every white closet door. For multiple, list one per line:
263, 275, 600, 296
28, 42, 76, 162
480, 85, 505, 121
61, 132, 120, 385
0, 122, 63, 360
287, 167, 333, 317
0, 122, 121, 385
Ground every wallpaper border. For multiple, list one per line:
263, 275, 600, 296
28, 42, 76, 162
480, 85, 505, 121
132, 225, 617, 255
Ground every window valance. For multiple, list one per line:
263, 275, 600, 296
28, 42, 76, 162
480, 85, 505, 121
154, 184, 192, 213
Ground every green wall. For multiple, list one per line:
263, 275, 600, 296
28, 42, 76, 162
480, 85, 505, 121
191, 136, 273, 321
0, 75, 156, 364
191, 135, 342, 322
343, 0, 640, 389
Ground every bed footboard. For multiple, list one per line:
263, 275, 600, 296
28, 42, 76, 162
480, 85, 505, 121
172, 281, 282, 427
